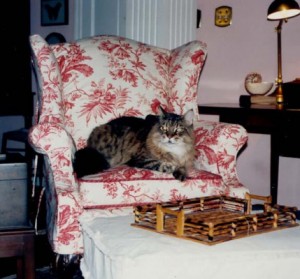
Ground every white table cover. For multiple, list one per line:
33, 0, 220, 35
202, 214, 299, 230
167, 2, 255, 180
80, 215, 300, 279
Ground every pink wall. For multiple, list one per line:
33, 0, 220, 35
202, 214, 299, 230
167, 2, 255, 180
196, 0, 300, 103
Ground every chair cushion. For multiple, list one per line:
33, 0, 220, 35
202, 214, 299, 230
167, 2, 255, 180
79, 166, 224, 209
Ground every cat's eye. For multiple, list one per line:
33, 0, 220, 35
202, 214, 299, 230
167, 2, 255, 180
174, 127, 184, 136
160, 126, 167, 133
175, 131, 183, 137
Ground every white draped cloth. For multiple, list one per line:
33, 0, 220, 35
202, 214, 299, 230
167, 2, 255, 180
80, 215, 300, 279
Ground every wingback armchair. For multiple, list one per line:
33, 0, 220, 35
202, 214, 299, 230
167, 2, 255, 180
29, 34, 249, 259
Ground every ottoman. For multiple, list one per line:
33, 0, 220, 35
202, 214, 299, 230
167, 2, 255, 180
79, 214, 300, 279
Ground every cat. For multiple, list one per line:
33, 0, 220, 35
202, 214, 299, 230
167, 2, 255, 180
73, 107, 195, 181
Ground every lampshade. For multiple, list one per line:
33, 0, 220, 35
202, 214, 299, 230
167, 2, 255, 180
267, 0, 300, 20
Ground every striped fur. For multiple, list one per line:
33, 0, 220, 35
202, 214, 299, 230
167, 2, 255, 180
73, 107, 195, 181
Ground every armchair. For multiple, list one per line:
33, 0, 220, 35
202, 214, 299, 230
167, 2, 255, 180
29, 34, 249, 260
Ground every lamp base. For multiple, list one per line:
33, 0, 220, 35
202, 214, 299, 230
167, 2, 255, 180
268, 84, 284, 104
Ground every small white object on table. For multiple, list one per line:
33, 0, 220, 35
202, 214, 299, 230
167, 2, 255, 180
80, 214, 300, 279
245, 81, 274, 95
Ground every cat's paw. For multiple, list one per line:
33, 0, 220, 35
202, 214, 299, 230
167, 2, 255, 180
160, 163, 176, 173
173, 169, 187, 181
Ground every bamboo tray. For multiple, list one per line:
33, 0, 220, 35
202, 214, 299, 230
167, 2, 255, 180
131, 193, 299, 245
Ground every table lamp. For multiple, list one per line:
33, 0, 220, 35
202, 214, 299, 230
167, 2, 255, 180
267, 0, 300, 104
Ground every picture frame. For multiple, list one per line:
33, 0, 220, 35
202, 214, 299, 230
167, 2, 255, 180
41, 0, 68, 26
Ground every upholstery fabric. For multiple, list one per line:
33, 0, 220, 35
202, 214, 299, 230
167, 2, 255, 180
29, 34, 249, 255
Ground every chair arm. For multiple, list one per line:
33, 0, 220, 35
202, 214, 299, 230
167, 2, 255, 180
29, 123, 84, 254
28, 123, 78, 191
193, 119, 248, 188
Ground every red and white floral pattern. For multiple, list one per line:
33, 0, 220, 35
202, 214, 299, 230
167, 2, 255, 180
29, 34, 248, 255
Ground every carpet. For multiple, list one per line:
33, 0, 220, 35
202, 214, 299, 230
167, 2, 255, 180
1, 266, 84, 279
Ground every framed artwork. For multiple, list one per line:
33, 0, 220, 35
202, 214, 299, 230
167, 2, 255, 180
41, 0, 68, 26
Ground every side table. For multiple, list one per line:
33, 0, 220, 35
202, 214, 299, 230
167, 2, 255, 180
0, 228, 35, 279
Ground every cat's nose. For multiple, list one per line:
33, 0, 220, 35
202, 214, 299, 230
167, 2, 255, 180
167, 136, 173, 142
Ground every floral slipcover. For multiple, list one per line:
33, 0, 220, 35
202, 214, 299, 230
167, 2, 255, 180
29, 34, 249, 255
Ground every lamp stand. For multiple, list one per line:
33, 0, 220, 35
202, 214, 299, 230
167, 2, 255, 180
272, 20, 284, 103
267, 0, 300, 105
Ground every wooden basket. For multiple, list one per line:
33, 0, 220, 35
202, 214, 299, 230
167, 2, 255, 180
132, 194, 298, 245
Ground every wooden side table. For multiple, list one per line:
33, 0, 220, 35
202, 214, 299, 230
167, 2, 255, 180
0, 228, 35, 279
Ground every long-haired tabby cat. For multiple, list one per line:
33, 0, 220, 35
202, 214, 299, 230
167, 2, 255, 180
73, 107, 195, 181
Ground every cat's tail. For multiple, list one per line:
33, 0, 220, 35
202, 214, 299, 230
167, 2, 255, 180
73, 147, 110, 178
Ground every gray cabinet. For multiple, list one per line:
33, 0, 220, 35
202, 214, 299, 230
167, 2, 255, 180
0, 154, 29, 229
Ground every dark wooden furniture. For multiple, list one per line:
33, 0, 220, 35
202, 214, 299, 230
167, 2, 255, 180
198, 103, 300, 204
0, 229, 35, 279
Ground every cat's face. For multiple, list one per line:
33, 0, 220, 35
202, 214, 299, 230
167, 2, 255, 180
156, 107, 194, 145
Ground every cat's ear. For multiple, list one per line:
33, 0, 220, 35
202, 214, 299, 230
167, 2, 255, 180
158, 106, 167, 116
183, 109, 194, 126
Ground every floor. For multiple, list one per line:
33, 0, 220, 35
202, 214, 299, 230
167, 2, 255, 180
0, 266, 83, 279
